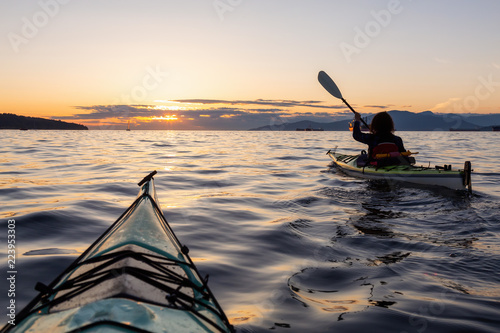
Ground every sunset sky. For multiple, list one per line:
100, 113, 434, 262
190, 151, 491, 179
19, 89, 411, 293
1, 0, 500, 129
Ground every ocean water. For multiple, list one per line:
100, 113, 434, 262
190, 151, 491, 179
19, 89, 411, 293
1, 130, 499, 332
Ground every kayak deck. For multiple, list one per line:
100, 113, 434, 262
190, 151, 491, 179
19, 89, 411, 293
3, 172, 233, 333
327, 150, 472, 191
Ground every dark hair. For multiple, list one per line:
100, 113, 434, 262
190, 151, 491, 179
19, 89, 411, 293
370, 112, 395, 135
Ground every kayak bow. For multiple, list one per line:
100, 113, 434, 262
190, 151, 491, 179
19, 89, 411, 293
327, 151, 472, 192
2, 171, 233, 333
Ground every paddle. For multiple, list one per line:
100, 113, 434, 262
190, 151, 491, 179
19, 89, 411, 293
318, 70, 370, 129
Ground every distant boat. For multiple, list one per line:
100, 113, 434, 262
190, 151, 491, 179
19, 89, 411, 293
126, 121, 131, 131
20, 128, 28, 131
296, 125, 324, 131
449, 126, 494, 131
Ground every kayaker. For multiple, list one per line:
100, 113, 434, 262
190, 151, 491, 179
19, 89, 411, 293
353, 111, 407, 165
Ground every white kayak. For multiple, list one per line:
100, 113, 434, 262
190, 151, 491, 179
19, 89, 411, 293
327, 150, 472, 192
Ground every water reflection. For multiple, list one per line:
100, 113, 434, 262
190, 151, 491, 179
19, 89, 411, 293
1, 131, 499, 332
288, 266, 377, 316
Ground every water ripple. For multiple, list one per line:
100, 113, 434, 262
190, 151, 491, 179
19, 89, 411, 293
0, 130, 499, 332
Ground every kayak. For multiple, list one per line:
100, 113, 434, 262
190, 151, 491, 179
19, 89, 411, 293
327, 150, 472, 192
3, 171, 233, 332
2, 171, 233, 333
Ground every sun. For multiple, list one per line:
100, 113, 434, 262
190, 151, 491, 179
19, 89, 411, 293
151, 115, 178, 121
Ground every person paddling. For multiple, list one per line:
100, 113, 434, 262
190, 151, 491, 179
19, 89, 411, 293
353, 111, 409, 166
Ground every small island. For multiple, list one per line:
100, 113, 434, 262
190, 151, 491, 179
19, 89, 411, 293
0, 113, 88, 130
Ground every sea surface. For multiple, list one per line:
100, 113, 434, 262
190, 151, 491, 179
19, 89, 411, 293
1, 130, 499, 332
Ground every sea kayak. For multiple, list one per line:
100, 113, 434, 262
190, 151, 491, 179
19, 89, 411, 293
2, 171, 233, 333
327, 150, 472, 192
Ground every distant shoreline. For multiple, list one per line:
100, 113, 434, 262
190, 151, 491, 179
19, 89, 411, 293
0, 113, 88, 130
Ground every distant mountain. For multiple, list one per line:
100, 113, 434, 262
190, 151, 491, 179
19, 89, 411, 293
459, 113, 500, 127
250, 119, 350, 131
249, 110, 497, 131
0, 113, 88, 130
387, 111, 479, 131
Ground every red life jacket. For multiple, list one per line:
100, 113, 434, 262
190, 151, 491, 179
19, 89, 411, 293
369, 142, 404, 166
371, 142, 400, 159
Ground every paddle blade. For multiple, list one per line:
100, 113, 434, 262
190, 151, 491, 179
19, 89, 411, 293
318, 71, 343, 100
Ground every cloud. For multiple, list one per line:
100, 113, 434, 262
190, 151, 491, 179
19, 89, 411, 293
429, 98, 461, 113
363, 105, 391, 109
172, 98, 346, 109
58, 98, 354, 129
63, 105, 157, 119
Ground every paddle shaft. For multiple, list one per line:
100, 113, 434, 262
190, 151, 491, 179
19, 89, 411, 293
341, 98, 370, 129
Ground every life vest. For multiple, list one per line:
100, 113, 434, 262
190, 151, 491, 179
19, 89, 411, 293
371, 142, 400, 159
369, 142, 412, 167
